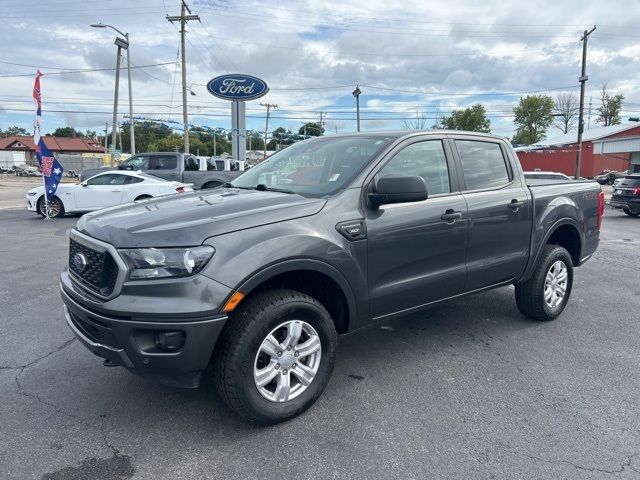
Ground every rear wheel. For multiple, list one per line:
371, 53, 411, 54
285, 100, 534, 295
515, 245, 573, 321
37, 196, 64, 218
623, 209, 640, 217
213, 288, 337, 424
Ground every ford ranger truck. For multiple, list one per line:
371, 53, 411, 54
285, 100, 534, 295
60, 131, 603, 424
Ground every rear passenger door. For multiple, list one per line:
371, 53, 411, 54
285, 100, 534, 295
366, 137, 469, 318
450, 137, 531, 291
147, 154, 180, 182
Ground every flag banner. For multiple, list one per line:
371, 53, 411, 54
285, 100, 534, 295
33, 70, 64, 201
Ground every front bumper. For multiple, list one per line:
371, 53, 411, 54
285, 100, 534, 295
61, 283, 228, 388
610, 196, 640, 211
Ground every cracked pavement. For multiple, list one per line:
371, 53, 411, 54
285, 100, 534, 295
1, 186, 640, 479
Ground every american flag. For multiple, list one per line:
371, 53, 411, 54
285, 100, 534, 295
33, 70, 64, 201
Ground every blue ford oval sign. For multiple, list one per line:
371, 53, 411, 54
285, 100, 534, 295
206, 74, 269, 101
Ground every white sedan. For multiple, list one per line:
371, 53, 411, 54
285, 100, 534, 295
26, 171, 193, 218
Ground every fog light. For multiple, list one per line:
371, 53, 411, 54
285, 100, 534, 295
154, 331, 185, 351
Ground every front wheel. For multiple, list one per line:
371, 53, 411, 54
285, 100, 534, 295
623, 209, 640, 217
37, 196, 65, 218
515, 245, 573, 321
213, 289, 337, 424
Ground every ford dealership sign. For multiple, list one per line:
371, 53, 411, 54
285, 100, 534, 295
206, 74, 269, 101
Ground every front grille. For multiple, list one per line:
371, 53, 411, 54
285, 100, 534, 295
69, 239, 119, 297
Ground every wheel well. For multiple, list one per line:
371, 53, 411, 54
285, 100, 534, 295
134, 194, 152, 201
546, 224, 581, 265
202, 181, 222, 189
245, 270, 350, 334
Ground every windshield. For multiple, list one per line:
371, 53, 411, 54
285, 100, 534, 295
231, 135, 397, 196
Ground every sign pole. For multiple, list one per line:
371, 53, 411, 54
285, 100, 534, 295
231, 101, 246, 163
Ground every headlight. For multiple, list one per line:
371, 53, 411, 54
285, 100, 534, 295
27, 192, 37, 196
119, 246, 215, 280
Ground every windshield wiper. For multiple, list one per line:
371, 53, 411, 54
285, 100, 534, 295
254, 184, 295, 194
223, 183, 253, 190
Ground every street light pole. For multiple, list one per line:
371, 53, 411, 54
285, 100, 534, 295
111, 42, 122, 166
352, 85, 361, 132
91, 23, 135, 158
124, 32, 135, 155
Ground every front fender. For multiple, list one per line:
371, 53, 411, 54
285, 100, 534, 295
200, 223, 369, 329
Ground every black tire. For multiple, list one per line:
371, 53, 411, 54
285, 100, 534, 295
202, 181, 222, 189
36, 196, 65, 218
515, 245, 573, 321
623, 209, 640, 217
134, 194, 153, 201
213, 288, 337, 424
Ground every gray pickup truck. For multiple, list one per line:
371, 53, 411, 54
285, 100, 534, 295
79, 152, 245, 189
60, 131, 603, 424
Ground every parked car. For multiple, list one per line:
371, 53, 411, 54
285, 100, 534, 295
610, 174, 640, 216
60, 131, 603, 424
524, 171, 573, 181
15, 166, 41, 177
595, 170, 628, 185
26, 170, 192, 218
79, 152, 245, 189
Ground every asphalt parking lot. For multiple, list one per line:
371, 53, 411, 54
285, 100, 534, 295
1, 178, 639, 479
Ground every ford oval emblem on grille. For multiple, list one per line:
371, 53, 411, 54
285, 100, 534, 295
73, 253, 88, 273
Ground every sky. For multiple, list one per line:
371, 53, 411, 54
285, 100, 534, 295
1, 0, 639, 142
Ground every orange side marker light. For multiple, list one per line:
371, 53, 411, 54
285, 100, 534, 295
223, 291, 245, 313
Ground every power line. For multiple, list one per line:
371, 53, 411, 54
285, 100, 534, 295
0, 61, 177, 78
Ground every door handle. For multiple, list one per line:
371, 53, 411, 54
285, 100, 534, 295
508, 199, 524, 210
111, 190, 120, 192
441, 209, 462, 222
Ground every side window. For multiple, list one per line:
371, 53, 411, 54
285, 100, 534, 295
184, 156, 199, 171
378, 140, 450, 196
206, 158, 217, 171
456, 140, 510, 190
124, 176, 144, 185
148, 155, 178, 170
86, 174, 125, 186
122, 155, 149, 170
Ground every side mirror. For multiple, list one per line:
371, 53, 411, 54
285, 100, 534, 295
81, 181, 88, 187
368, 174, 428, 208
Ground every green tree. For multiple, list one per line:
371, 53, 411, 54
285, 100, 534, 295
440, 104, 491, 133
52, 127, 82, 137
0, 125, 30, 136
121, 122, 173, 153
148, 132, 184, 152
512, 95, 554, 145
84, 129, 98, 139
271, 127, 295, 147
596, 84, 624, 127
298, 122, 324, 137
246, 132, 265, 150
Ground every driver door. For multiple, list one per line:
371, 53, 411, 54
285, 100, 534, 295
366, 138, 469, 318
74, 173, 125, 210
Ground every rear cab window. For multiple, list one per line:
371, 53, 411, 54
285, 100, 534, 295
455, 140, 511, 190
618, 176, 640, 188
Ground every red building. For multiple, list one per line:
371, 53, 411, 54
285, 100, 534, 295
516, 123, 640, 177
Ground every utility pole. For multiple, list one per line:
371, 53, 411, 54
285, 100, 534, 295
167, 1, 200, 154
352, 85, 361, 132
317, 111, 327, 135
104, 122, 108, 153
575, 25, 596, 179
261, 102, 277, 160
125, 33, 135, 155
587, 96, 593, 129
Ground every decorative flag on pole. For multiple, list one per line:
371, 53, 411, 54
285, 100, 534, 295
33, 70, 64, 205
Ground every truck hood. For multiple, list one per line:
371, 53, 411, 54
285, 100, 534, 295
75, 188, 327, 248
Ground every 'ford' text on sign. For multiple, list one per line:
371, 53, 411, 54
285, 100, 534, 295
206, 74, 269, 101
